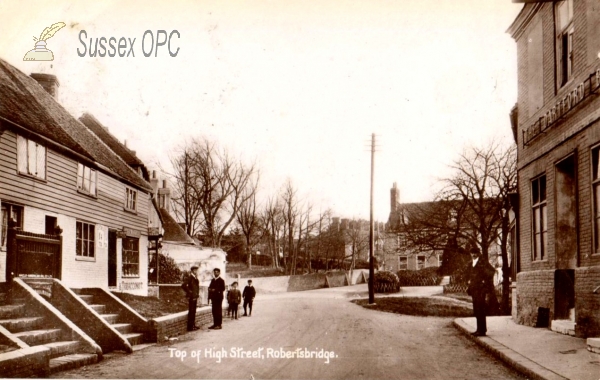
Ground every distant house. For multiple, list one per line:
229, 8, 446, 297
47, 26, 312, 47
0, 59, 154, 295
384, 183, 503, 279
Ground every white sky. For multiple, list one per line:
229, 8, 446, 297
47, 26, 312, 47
0, 0, 523, 222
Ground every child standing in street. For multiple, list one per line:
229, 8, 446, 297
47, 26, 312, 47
227, 282, 242, 320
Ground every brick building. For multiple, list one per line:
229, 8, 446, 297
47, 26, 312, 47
508, 0, 600, 337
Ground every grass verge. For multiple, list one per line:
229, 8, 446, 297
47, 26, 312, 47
112, 292, 188, 319
227, 262, 287, 278
353, 296, 473, 318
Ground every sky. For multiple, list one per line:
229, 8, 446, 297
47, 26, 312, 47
0, 0, 523, 222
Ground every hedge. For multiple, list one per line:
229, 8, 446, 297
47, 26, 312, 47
396, 267, 443, 287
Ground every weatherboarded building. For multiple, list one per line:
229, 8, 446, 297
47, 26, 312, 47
0, 59, 154, 295
508, 0, 600, 337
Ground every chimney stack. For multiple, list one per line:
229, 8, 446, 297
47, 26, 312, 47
30, 73, 59, 99
158, 179, 171, 213
150, 170, 159, 196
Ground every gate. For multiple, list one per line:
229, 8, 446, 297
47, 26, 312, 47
5, 220, 62, 281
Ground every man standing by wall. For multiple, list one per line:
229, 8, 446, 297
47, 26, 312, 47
466, 247, 496, 337
181, 265, 200, 331
208, 268, 225, 330
242, 279, 256, 316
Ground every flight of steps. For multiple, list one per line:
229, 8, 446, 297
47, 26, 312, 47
0, 290, 98, 374
74, 291, 146, 350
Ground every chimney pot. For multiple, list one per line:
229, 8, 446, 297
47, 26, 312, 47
152, 170, 157, 179
30, 73, 60, 99
162, 179, 168, 188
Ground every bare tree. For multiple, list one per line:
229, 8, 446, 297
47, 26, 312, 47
441, 143, 517, 314
236, 173, 260, 268
170, 148, 203, 236
391, 143, 516, 314
280, 179, 301, 274
170, 138, 257, 247
344, 219, 369, 271
261, 196, 284, 268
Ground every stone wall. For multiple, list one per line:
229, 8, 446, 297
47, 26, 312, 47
516, 270, 554, 326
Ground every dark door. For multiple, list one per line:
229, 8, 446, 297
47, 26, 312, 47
108, 230, 117, 287
555, 154, 578, 269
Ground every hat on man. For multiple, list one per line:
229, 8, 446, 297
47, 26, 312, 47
190, 265, 199, 270
469, 247, 481, 256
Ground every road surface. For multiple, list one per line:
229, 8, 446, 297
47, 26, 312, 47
55, 285, 524, 379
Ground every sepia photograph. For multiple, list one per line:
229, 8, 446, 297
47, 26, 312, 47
0, 0, 598, 379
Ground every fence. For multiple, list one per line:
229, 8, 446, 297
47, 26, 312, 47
397, 271, 443, 287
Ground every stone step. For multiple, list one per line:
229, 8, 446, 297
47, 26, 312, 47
0, 344, 17, 354
49, 353, 98, 374
0, 304, 25, 319
123, 332, 144, 346
587, 338, 600, 354
43, 341, 81, 358
551, 319, 576, 336
99, 313, 119, 324
0, 316, 44, 332
24, 282, 53, 298
88, 304, 106, 313
14, 328, 62, 346
112, 323, 132, 334
78, 295, 94, 304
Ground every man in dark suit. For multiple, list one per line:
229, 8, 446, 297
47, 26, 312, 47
242, 279, 256, 316
208, 268, 225, 330
181, 265, 200, 331
466, 247, 496, 337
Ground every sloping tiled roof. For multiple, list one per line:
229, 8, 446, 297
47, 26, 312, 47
159, 208, 196, 244
79, 112, 149, 180
0, 58, 152, 192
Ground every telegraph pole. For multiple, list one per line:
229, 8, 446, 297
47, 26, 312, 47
368, 133, 376, 304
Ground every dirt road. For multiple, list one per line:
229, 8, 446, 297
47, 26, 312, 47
55, 285, 524, 379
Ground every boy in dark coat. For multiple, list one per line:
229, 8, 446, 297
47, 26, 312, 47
227, 282, 242, 319
466, 248, 496, 336
242, 279, 256, 316
181, 265, 200, 331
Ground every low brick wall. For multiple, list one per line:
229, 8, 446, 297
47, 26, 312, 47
236, 276, 290, 294
325, 272, 349, 288
149, 305, 227, 342
574, 266, 600, 337
287, 273, 327, 292
349, 269, 368, 285
516, 270, 554, 326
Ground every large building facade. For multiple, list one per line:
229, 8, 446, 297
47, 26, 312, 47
0, 59, 155, 296
508, 0, 600, 337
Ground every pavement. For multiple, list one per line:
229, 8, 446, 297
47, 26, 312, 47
453, 316, 600, 380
